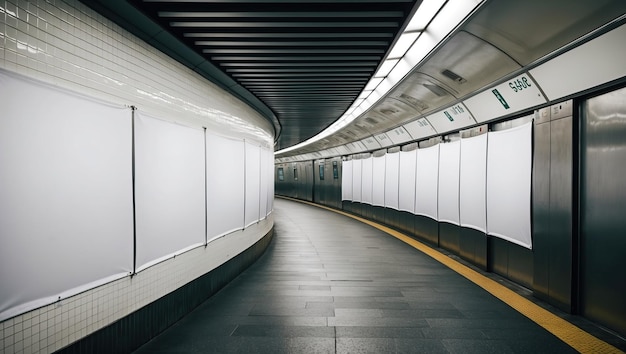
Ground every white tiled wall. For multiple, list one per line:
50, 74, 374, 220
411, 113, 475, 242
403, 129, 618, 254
0, 217, 273, 354
0, 0, 274, 147
0, 0, 275, 353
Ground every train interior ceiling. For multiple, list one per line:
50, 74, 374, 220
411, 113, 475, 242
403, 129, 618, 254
271, 0, 626, 341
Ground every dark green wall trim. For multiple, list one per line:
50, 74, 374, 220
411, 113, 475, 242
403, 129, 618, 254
56, 228, 274, 354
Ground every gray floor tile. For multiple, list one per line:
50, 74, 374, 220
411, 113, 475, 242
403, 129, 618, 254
395, 338, 450, 353
336, 338, 396, 354
133, 199, 582, 353
232, 325, 335, 338
336, 326, 424, 339
442, 339, 515, 354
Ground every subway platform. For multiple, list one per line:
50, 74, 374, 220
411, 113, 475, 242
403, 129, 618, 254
134, 198, 623, 354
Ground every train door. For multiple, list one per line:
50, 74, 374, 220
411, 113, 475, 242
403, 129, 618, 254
304, 161, 314, 201
580, 85, 626, 337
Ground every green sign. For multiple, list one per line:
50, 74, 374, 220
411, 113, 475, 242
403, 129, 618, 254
492, 89, 510, 109
444, 111, 454, 122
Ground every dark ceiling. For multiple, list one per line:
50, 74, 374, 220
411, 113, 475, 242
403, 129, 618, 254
86, 0, 419, 150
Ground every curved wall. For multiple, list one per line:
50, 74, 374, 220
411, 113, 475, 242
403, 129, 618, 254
0, 1, 274, 353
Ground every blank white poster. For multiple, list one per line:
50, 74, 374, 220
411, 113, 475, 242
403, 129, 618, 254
342, 160, 353, 201
361, 157, 373, 204
459, 134, 488, 232
352, 159, 363, 202
398, 150, 417, 213
438, 141, 461, 224
486, 122, 533, 249
267, 149, 275, 216
245, 142, 262, 227
385, 152, 400, 210
0, 71, 133, 321
372, 155, 386, 207
415, 145, 440, 219
259, 147, 270, 219
206, 133, 245, 240
135, 113, 206, 271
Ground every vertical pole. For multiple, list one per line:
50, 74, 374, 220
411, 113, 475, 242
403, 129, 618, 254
204, 127, 208, 246
243, 139, 247, 229
131, 106, 137, 276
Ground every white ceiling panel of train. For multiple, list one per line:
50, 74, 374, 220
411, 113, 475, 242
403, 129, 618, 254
373, 132, 394, 148
403, 118, 437, 141
426, 103, 476, 135
346, 141, 368, 153
416, 31, 521, 98
386, 73, 456, 114
464, 73, 546, 123
463, 0, 626, 66
530, 23, 626, 101
386, 126, 413, 145
360, 136, 383, 151
335, 145, 352, 156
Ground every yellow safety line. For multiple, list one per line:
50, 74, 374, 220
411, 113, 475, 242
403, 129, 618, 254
278, 196, 624, 354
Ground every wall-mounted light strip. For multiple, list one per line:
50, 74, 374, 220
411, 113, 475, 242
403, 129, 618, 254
276, 0, 483, 156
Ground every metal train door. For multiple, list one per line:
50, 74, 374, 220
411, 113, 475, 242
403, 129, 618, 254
580, 85, 626, 337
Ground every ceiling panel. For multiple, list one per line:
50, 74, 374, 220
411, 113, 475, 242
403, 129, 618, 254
125, 0, 419, 150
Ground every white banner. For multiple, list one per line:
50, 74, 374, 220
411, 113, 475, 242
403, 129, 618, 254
341, 160, 353, 201
438, 141, 461, 224
459, 134, 488, 232
0, 71, 133, 321
361, 157, 373, 205
372, 155, 386, 207
486, 122, 533, 248
206, 133, 245, 240
134, 113, 206, 271
385, 152, 400, 210
398, 150, 417, 213
260, 147, 270, 219
267, 147, 275, 216
352, 159, 363, 203
415, 145, 439, 219
245, 142, 262, 227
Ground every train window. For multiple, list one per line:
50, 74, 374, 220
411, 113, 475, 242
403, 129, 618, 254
277, 167, 284, 181
333, 161, 339, 179
319, 164, 325, 180
293, 167, 298, 181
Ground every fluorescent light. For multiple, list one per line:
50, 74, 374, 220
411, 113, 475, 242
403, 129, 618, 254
387, 56, 413, 86
358, 90, 373, 99
405, 0, 447, 32
387, 32, 420, 59
275, 0, 484, 157
364, 77, 384, 91
374, 59, 399, 78
404, 31, 436, 67
360, 96, 375, 113
428, 0, 482, 40
376, 77, 393, 96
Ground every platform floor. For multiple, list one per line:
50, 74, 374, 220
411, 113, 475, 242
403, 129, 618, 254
135, 198, 579, 353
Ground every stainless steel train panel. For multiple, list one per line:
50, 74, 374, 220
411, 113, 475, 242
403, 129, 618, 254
532, 107, 574, 312
581, 86, 626, 337
532, 118, 553, 302
548, 116, 574, 311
